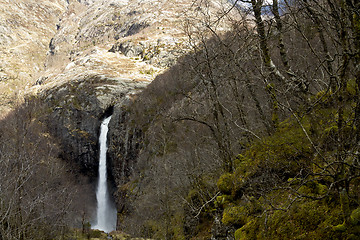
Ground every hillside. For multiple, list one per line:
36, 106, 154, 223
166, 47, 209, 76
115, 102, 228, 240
0, 0, 67, 114
0, 0, 234, 115
106, 1, 360, 239
0, 0, 360, 240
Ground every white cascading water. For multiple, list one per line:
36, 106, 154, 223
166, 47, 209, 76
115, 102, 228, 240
92, 116, 117, 233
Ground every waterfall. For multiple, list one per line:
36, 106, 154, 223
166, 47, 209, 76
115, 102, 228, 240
92, 116, 117, 233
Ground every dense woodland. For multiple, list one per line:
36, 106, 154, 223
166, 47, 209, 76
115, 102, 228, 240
1, 0, 360, 239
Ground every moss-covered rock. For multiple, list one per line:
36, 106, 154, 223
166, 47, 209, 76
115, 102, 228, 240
222, 206, 248, 226
234, 220, 259, 240
298, 181, 329, 196
316, 183, 328, 195
217, 173, 234, 195
234, 227, 244, 240
215, 195, 233, 208
350, 208, 360, 225
333, 223, 347, 232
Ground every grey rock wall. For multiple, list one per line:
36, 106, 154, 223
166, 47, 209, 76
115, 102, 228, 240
107, 103, 143, 213
42, 75, 147, 179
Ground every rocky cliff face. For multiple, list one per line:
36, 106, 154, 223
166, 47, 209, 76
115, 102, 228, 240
1, 0, 234, 169
32, 0, 199, 178
0, 0, 236, 235
41, 74, 147, 178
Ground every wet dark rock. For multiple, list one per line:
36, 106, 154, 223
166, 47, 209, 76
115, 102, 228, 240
107, 103, 143, 213
44, 79, 103, 178
41, 75, 147, 179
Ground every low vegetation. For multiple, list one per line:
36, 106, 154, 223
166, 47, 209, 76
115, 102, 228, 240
111, 0, 360, 239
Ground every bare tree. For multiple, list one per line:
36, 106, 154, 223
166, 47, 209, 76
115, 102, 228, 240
0, 99, 83, 240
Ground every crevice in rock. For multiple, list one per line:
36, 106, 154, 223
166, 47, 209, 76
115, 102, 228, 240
100, 105, 114, 120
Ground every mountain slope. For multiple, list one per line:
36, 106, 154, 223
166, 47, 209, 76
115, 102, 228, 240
0, 0, 68, 114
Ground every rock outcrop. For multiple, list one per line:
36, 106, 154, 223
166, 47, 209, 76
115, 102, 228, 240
41, 74, 147, 178
29, 0, 208, 180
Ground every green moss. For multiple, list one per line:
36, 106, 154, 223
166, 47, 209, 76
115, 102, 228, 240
324, 125, 338, 136
348, 234, 360, 240
235, 117, 312, 182
333, 223, 347, 232
217, 173, 234, 194
212, 95, 360, 239
346, 79, 357, 96
234, 219, 259, 240
314, 89, 333, 100
298, 185, 312, 195
259, 199, 339, 239
215, 195, 233, 208
298, 181, 328, 197
234, 155, 254, 179
340, 189, 351, 224
89, 229, 105, 238
234, 227, 245, 240
316, 183, 328, 195
350, 208, 360, 225
295, 201, 327, 230
143, 220, 162, 239
222, 206, 248, 226
248, 197, 263, 215
287, 177, 302, 185
171, 212, 185, 240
